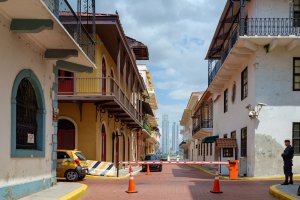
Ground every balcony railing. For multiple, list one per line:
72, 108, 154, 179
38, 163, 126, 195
208, 18, 300, 85
43, 0, 95, 62
58, 76, 142, 122
192, 119, 213, 135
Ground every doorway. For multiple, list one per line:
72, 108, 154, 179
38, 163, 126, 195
58, 119, 76, 150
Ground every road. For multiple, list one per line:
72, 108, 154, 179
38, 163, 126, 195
81, 164, 279, 200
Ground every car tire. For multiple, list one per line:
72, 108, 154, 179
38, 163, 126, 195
65, 170, 79, 182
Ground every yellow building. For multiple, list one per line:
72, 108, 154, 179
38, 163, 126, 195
57, 13, 150, 167
138, 64, 160, 155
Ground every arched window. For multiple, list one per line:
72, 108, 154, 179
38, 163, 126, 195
102, 57, 107, 95
11, 69, 45, 157
58, 119, 75, 150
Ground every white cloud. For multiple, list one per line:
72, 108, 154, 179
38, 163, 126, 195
95, 0, 226, 127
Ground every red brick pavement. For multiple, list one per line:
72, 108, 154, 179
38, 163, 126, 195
80, 164, 280, 200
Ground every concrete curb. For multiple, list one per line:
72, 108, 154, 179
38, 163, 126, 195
58, 183, 88, 200
189, 165, 300, 181
269, 185, 299, 200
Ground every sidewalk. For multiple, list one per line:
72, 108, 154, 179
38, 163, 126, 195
19, 182, 87, 200
270, 185, 300, 200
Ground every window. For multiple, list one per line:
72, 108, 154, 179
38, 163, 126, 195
57, 152, 70, 159
294, 0, 300, 27
200, 143, 202, 156
11, 69, 45, 157
223, 148, 233, 157
210, 143, 213, 156
224, 134, 228, 138
224, 89, 228, 113
198, 143, 200, 156
293, 58, 300, 91
231, 131, 236, 139
241, 67, 248, 100
241, 127, 247, 157
293, 123, 300, 154
206, 143, 208, 156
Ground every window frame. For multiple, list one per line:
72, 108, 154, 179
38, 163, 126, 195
224, 89, 228, 113
241, 127, 247, 157
223, 148, 234, 158
293, 0, 300, 27
293, 58, 300, 91
241, 67, 248, 100
11, 69, 45, 158
293, 122, 300, 155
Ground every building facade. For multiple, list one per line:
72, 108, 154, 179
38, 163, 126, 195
57, 13, 149, 167
179, 92, 203, 160
161, 114, 170, 154
138, 64, 160, 156
205, 0, 300, 177
0, 0, 96, 199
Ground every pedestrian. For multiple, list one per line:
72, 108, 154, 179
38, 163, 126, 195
281, 139, 294, 185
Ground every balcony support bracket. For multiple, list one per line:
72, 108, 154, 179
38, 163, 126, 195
10, 19, 53, 33
56, 60, 93, 73
45, 49, 78, 59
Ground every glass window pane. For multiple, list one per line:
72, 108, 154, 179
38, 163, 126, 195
294, 83, 300, 89
295, 59, 300, 66
295, 67, 300, 74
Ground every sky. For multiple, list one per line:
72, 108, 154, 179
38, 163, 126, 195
94, 0, 227, 132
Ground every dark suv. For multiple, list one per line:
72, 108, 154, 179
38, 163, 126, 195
142, 154, 162, 172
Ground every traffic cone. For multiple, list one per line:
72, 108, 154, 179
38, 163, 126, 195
126, 166, 137, 193
146, 164, 151, 175
210, 168, 223, 194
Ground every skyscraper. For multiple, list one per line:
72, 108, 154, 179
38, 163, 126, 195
161, 114, 169, 154
172, 122, 179, 154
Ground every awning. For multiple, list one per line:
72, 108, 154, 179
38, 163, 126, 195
142, 101, 154, 116
202, 136, 219, 143
216, 138, 238, 148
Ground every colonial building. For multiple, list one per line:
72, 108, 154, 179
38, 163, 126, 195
179, 92, 203, 160
206, 0, 300, 177
138, 64, 160, 155
0, 0, 96, 199
57, 13, 149, 168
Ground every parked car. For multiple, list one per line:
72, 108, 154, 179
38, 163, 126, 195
142, 154, 162, 172
56, 150, 89, 182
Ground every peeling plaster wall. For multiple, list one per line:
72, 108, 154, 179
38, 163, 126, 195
254, 46, 300, 177
0, 11, 54, 198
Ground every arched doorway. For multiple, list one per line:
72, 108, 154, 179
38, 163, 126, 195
58, 119, 76, 150
102, 57, 107, 95
121, 129, 125, 162
101, 124, 106, 161
112, 132, 115, 163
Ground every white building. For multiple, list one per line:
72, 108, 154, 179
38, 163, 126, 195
205, 0, 300, 177
179, 92, 203, 160
0, 1, 95, 199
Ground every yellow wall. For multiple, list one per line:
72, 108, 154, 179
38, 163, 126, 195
59, 102, 132, 164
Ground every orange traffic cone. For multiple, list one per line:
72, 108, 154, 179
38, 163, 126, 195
126, 166, 138, 193
146, 164, 151, 175
210, 168, 223, 194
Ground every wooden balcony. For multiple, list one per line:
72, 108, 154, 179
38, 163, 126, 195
58, 76, 142, 128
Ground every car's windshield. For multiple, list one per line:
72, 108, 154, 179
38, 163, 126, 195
75, 152, 86, 161
145, 155, 158, 161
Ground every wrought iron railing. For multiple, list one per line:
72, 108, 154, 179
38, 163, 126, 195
58, 76, 142, 122
43, 0, 95, 62
208, 17, 300, 85
192, 119, 213, 135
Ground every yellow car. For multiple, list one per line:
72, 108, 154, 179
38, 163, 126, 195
56, 150, 89, 182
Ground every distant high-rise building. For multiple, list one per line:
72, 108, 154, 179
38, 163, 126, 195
161, 114, 169, 154
172, 122, 179, 154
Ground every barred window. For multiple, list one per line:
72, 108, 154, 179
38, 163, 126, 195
224, 89, 228, 113
293, 58, 300, 91
293, 123, 300, 154
241, 127, 247, 157
241, 67, 248, 100
16, 78, 38, 149
294, 0, 300, 27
